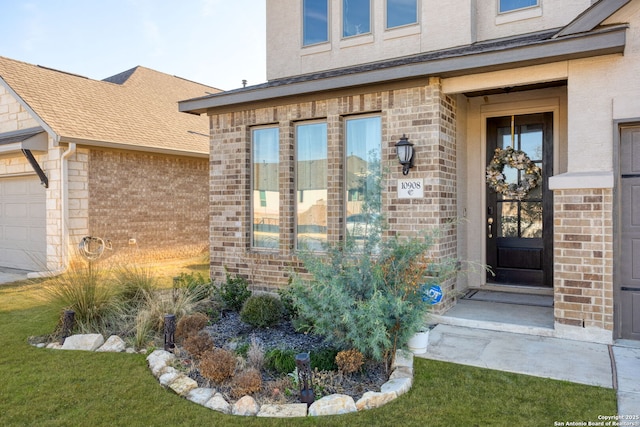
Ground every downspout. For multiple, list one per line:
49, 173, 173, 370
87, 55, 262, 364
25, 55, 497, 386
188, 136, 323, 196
60, 142, 77, 271
28, 141, 76, 279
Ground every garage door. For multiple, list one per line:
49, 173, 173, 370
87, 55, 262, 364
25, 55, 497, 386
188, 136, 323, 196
0, 175, 46, 270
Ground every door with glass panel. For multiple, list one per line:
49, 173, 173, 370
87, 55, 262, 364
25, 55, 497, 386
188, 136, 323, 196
486, 113, 553, 287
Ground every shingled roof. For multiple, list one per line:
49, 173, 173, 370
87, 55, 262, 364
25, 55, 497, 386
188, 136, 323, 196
0, 56, 219, 156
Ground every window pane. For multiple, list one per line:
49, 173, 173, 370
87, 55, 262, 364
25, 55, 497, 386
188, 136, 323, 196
520, 202, 542, 238
303, 0, 329, 46
343, 0, 371, 37
297, 123, 328, 250
346, 116, 381, 242
499, 0, 537, 13
387, 0, 417, 28
252, 128, 279, 249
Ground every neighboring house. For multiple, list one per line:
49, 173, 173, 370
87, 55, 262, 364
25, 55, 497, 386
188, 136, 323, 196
0, 56, 219, 273
180, 0, 640, 344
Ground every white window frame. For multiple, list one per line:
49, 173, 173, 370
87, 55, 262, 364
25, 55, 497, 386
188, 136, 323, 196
302, 0, 330, 47
251, 125, 280, 251
342, 0, 372, 39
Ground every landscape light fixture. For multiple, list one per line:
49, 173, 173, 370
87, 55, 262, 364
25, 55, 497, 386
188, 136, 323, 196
395, 134, 414, 175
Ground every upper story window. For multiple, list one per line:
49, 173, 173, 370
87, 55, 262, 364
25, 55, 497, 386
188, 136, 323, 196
386, 0, 418, 29
343, 0, 371, 38
252, 127, 280, 250
303, 0, 329, 46
499, 0, 538, 13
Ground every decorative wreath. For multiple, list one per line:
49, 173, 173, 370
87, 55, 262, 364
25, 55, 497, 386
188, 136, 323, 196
486, 146, 541, 200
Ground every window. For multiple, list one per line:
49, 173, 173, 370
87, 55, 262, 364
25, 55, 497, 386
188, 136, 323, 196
343, 0, 371, 38
252, 127, 279, 249
345, 116, 381, 242
303, 0, 329, 46
387, 0, 418, 29
499, 0, 537, 13
296, 123, 328, 250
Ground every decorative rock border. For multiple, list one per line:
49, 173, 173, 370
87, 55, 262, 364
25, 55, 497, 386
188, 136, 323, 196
36, 334, 415, 418
147, 347, 415, 418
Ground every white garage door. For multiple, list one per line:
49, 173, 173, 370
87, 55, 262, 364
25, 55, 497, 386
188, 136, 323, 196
0, 175, 46, 271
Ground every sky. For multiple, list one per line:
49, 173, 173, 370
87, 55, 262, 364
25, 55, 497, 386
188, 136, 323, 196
0, 0, 266, 91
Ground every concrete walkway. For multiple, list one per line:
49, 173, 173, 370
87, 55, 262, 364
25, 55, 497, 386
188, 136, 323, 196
418, 323, 640, 416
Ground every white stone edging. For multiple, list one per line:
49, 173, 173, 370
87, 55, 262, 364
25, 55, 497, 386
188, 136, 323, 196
35, 334, 415, 418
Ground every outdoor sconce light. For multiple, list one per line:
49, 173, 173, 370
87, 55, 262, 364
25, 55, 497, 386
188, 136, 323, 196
395, 134, 414, 175
295, 352, 315, 406
164, 314, 176, 352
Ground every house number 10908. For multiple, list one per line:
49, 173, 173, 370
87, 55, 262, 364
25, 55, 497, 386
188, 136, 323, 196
398, 179, 424, 199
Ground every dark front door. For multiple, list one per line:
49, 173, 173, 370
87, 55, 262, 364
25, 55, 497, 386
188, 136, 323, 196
619, 125, 640, 340
486, 113, 553, 287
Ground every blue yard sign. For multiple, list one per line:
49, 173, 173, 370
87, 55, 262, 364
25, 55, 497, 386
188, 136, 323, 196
421, 284, 443, 305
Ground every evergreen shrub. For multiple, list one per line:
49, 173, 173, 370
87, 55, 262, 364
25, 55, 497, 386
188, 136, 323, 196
240, 295, 283, 328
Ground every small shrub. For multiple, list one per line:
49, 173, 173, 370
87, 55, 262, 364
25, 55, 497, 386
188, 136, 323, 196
230, 368, 262, 398
276, 279, 297, 319
183, 332, 214, 359
240, 295, 283, 328
175, 312, 209, 341
173, 272, 214, 301
246, 335, 265, 371
265, 349, 297, 375
199, 348, 236, 383
311, 348, 339, 371
234, 342, 250, 357
217, 271, 251, 312
335, 349, 364, 374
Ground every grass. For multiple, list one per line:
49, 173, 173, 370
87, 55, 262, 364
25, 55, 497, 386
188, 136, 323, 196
0, 260, 617, 426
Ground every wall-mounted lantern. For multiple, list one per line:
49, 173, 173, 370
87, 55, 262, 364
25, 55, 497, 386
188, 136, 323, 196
395, 134, 414, 175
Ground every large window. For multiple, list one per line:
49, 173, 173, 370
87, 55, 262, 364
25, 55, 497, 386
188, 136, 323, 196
345, 116, 381, 242
386, 0, 418, 29
252, 127, 279, 249
296, 123, 328, 250
343, 0, 371, 38
303, 0, 329, 46
499, 0, 537, 13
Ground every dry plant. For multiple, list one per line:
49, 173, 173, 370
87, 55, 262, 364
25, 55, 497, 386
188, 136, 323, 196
246, 335, 265, 371
199, 348, 236, 383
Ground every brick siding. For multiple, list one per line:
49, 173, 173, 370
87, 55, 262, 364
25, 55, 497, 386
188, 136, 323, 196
553, 189, 614, 331
87, 149, 209, 263
208, 78, 458, 307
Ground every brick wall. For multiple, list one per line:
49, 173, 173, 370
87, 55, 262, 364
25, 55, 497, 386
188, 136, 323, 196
553, 189, 614, 331
208, 78, 458, 304
87, 149, 209, 263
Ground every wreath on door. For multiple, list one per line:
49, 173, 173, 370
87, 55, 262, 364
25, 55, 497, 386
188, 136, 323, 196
486, 146, 541, 200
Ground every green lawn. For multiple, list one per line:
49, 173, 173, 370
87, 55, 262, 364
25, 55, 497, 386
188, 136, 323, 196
0, 273, 617, 427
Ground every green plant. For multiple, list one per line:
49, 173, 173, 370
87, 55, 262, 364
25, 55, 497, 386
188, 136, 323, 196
277, 278, 297, 319
199, 348, 236, 383
311, 348, 339, 371
173, 272, 214, 301
265, 348, 297, 375
239, 294, 283, 328
217, 270, 251, 312
335, 349, 364, 374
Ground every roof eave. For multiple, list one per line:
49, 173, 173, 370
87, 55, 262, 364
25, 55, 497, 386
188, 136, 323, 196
60, 136, 209, 159
179, 25, 627, 114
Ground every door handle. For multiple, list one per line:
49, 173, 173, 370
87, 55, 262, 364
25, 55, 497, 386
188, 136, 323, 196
487, 217, 493, 239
